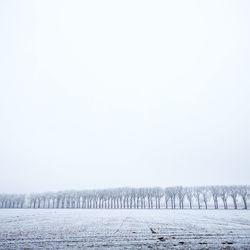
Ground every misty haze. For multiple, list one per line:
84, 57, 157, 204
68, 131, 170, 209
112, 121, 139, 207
0, 0, 250, 249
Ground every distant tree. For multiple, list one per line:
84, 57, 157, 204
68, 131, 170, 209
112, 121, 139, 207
228, 186, 238, 209
219, 186, 229, 209
194, 187, 202, 209
210, 186, 219, 209
168, 187, 177, 209
200, 187, 210, 210
164, 188, 171, 208
176, 186, 185, 209
185, 187, 194, 209
238, 185, 249, 209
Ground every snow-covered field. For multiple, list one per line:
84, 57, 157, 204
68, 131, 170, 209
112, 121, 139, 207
0, 209, 250, 249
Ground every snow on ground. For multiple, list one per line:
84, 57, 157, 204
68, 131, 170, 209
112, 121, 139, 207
0, 209, 250, 249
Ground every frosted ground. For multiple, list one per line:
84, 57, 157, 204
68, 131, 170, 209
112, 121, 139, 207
0, 210, 250, 249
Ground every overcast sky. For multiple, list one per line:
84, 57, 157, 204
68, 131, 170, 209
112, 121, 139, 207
0, 0, 250, 193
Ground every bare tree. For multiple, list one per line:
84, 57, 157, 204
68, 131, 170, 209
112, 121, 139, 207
177, 186, 185, 209
185, 187, 194, 209
210, 186, 219, 209
238, 185, 248, 209
219, 186, 229, 209
164, 188, 171, 208
228, 186, 238, 209
194, 187, 202, 209
200, 187, 210, 210
168, 187, 177, 209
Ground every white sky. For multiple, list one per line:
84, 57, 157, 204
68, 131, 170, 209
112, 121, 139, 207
0, 0, 250, 193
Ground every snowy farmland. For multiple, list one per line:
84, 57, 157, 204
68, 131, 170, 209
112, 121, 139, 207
0, 209, 250, 249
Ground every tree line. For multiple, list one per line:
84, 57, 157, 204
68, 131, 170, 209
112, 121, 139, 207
0, 185, 249, 209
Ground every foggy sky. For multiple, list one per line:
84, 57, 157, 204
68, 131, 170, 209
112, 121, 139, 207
0, 0, 250, 193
